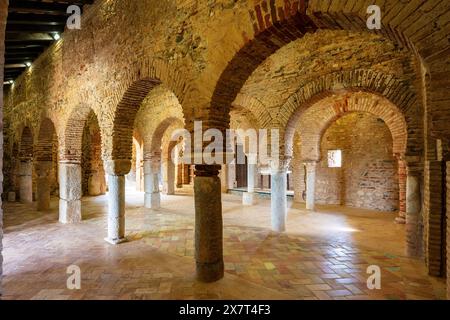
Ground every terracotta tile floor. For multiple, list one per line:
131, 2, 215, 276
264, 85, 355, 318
1, 187, 446, 300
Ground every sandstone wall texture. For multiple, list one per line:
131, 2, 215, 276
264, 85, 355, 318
0, 0, 7, 295
1, 0, 450, 290
315, 112, 398, 212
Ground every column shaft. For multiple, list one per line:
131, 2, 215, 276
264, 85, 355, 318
104, 160, 130, 245
305, 162, 317, 210
59, 162, 82, 224
194, 165, 224, 282
19, 160, 33, 203
406, 173, 422, 257
106, 174, 126, 244
35, 161, 52, 211
144, 159, 161, 209
271, 167, 287, 232
243, 155, 257, 205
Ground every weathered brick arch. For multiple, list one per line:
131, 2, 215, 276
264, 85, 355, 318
295, 92, 408, 161
282, 70, 420, 159
61, 106, 100, 162
145, 117, 185, 159
19, 126, 34, 161
230, 105, 261, 131
233, 94, 272, 128
35, 118, 57, 162
208, 0, 448, 139
103, 57, 190, 161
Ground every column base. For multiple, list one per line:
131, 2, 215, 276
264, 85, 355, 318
59, 199, 82, 224
196, 260, 224, 283
145, 192, 161, 209
104, 237, 128, 245
242, 192, 255, 206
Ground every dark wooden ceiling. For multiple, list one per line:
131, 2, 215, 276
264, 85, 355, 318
4, 0, 94, 85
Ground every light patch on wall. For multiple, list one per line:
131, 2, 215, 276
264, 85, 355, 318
328, 150, 342, 168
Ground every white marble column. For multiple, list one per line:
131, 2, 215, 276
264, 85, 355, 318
166, 157, 175, 195
406, 172, 422, 257
271, 160, 289, 232
19, 160, 33, 203
59, 162, 82, 224
104, 160, 130, 245
144, 158, 161, 209
243, 154, 257, 205
305, 162, 317, 211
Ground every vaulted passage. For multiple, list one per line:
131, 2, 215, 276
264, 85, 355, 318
1, 0, 450, 300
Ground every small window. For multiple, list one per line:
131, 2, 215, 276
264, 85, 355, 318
328, 150, 342, 168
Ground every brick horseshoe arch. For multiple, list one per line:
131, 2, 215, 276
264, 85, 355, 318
294, 91, 408, 162
282, 70, 420, 159
61, 106, 99, 163
208, 0, 449, 143
35, 118, 57, 162
147, 117, 185, 156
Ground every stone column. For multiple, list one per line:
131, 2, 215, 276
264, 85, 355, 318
104, 160, 130, 245
305, 161, 317, 211
243, 154, 257, 205
35, 161, 52, 211
166, 158, 175, 195
59, 162, 82, 224
19, 159, 33, 203
220, 164, 228, 193
271, 160, 290, 232
144, 157, 161, 209
396, 158, 407, 224
194, 165, 224, 282
406, 170, 422, 257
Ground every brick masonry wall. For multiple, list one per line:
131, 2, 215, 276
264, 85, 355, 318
315, 113, 399, 212
424, 161, 445, 276
0, 0, 7, 295
447, 162, 450, 299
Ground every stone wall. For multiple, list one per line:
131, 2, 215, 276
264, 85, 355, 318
447, 162, 450, 299
0, 0, 7, 295
424, 161, 445, 276
315, 113, 399, 212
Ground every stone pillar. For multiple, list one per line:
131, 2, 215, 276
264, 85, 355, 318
446, 161, 450, 300
305, 162, 317, 211
35, 161, 52, 211
144, 158, 161, 209
243, 154, 257, 205
396, 158, 407, 224
166, 158, 175, 195
19, 160, 33, 203
424, 160, 444, 276
271, 160, 289, 232
220, 164, 228, 193
104, 160, 130, 245
59, 162, 82, 224
194, 165, 224, 282
406, 171, 423, 257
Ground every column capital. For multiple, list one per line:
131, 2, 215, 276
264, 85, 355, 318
104, 159, 131, 176
269, 157, 291, 173
194, 165, 221, 177
305, 161, 318, 171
